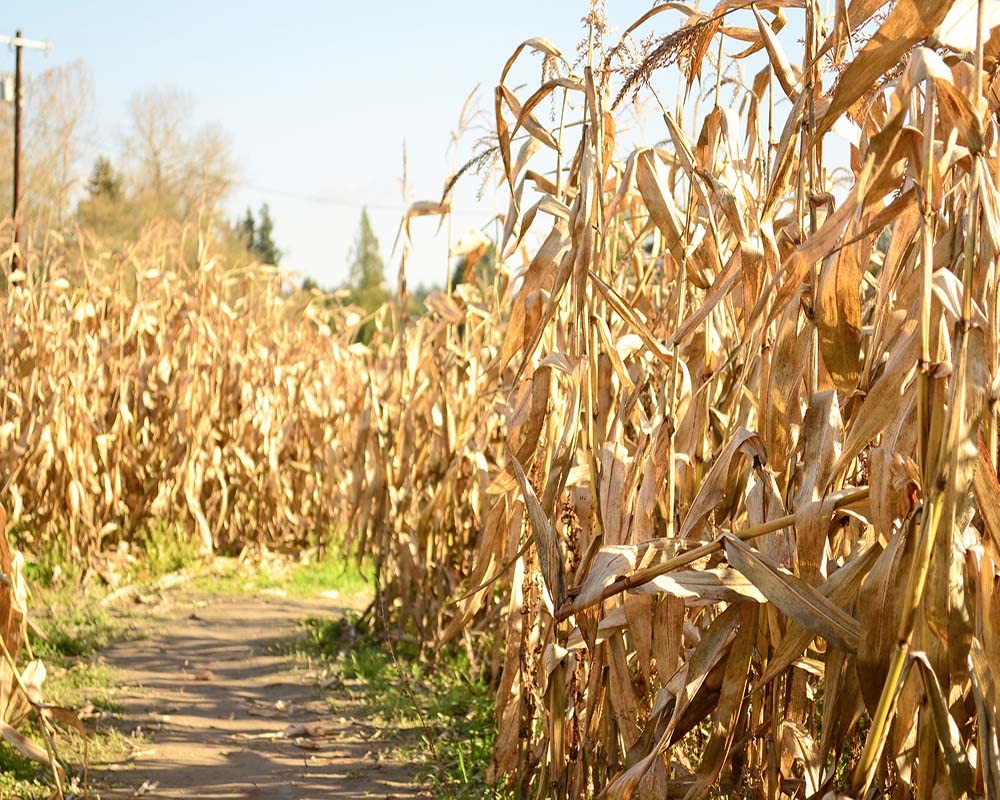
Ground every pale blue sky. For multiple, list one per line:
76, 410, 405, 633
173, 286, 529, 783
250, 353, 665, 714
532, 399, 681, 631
7, 1, 665, 288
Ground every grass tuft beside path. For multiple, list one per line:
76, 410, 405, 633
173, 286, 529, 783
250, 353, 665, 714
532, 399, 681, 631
293, 614, 508, 799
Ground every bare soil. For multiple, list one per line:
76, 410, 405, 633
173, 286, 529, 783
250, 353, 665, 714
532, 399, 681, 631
92, 592, 420, 799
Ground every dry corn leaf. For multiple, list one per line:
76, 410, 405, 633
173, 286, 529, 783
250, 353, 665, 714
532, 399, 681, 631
723, 535, 861, 652
818, 0, 958, 136
678, 428, 765, 541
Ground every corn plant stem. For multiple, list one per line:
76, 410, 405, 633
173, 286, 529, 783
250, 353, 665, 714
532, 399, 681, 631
766, 69, 774, 184
976, 0, 987, 103
555, 88, 569, 202
978, 0, 1000, 473
626, 219, 660, 305
855, 78, 941, 796
855, 58, 986, 790
917, 81, 936, 481
853, 481, 944, 794
555, 486, 870, 621
714, 30, 724, 106
667, 194, 694, 539
940, 0, 984, 563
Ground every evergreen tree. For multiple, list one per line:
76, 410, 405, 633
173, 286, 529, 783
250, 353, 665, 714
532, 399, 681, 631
77, 156, 133, 240
86, 156, 124, 201
252, 204, 281, 265
237, 204, 281, 265
346, 208, 388, 342
238, 207, 255, 249
348, 208, 385, 294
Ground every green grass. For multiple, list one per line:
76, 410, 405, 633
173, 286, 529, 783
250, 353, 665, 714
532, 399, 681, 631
45, 661, 118, 708
292, 615, 509, 799
191, 546, 371, 599
132, 520, 204, 580
249, 550, 370, 597
15, 528, 85, 587
32, 604, 127, 661
15, 520, 194, 587
0, 742, 51, 800
0, 719, 130, 799
16, 518, 202, 593
275, 554, 371, 596
14, 591, 143, 796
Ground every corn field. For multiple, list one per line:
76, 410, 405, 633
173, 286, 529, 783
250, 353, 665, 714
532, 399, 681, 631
3, 0, 1000, 797
1, 222, 367, 562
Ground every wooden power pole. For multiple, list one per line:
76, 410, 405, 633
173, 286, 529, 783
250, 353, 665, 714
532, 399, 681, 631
1, 31, 51, 270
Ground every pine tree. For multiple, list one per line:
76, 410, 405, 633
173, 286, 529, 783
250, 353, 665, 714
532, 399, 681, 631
346, 208, 388, 342
237, 205, 281, 265
77, 156, 133, 240
86, 156, 124, 201
348, 208, 385, 294
253, 204, 281, 265
238, 207, 255, 249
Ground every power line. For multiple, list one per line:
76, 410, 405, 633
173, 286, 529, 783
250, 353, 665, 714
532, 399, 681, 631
232, 180, 493, 220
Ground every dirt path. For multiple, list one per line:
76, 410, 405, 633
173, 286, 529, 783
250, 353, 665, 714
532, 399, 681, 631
93, 593, 419, 799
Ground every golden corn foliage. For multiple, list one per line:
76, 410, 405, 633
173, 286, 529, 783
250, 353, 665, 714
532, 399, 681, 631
351, 0, 1000, 797
345, 285, 507, 641
1, 224, 365, 562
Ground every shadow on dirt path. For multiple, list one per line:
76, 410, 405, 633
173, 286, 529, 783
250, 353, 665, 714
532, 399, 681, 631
93, 593, 419, 799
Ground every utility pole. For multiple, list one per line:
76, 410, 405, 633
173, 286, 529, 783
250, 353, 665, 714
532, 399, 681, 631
1, 31, 52, 271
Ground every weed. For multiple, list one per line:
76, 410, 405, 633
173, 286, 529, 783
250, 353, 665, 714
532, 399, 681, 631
5, 588, 139, 798
45, 662, 116, 705
192, 546, 371, 599
293, 615, 509, 799
132, 520, 204, 581
16, 532, 85, 587
32, 605, 126, 661
0, 742, 50, 799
